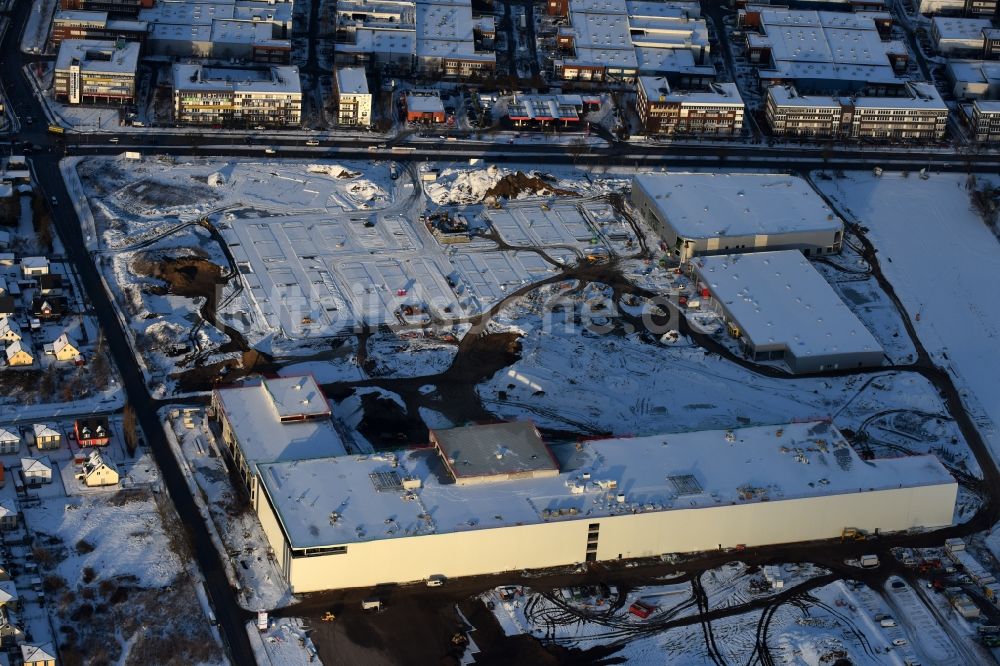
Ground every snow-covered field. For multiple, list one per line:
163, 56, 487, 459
815, 172, 1000, 460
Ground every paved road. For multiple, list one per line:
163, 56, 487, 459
0, 5, 257, 665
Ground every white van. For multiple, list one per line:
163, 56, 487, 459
425, 576, 445, 587
361, 598, 383, 611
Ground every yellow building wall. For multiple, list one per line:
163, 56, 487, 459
261, 482, 957, 593
7, 352, 32, 366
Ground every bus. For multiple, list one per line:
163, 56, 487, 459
47, 125, 65, 135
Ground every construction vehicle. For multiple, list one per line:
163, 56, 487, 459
450, 633, 468, 647
841, 527, 869, 542
321, 611, 336, 622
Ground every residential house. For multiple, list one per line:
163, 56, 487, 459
0, 608, 23, 647
20, 457, 53, 485
0, 562, 11, 581
31, 298, 69, 320
5, 342, 32, 367
74, 417, 110, 447
51, 333, 80, 362
20, 258, 49, 278
78, 450, 119, 487
21, 643, 56, 666
0, 317, 21, 343
0, 430, 16, 455
0, 254, 13, 267
0, 503, 15, 533
0, 581, 20, 610
37, 274, 64, 297
32, 425, 60, 450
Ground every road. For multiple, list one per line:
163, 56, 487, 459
4, 0, 1000, 662
0, 4, 258, 665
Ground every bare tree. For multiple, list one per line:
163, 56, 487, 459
122, 403, 139, 456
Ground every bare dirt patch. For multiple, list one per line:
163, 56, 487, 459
485, 172, 578, 201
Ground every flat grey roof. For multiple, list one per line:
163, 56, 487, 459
432, 422, 557, 481
634, 172, 842, 240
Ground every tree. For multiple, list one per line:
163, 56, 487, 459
122, 403, 139, 457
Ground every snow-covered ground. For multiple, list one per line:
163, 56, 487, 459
484, 571, 933, 664
164, 407, 296, 611
248, 618, 320, 665
815, 172, 1000, 461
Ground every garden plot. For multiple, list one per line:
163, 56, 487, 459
22, 471, 223, 665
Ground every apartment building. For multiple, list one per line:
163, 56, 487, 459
637, 76, 744, 136
971, 99, 1000, 141
51, 10, 147, 49
766, 84, 949, 141
54, 39, 140, 105
172, 64, 301, 127
334, 67, 372, 126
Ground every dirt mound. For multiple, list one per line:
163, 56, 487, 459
484, 172, 578, 201
131, 253, 225, 300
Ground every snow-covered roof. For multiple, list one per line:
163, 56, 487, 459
259, 421, 954, 549
639, 77, 744, 106
931, 16, 991, 41
20, 257, 48, 270
694, 251, 883, 359
973, 99, 1000, 114
21, 644, 56, 664
0, 502, 16, 521
0, 429, 17, 444
633, 173, 842, 240
432, 422, 558, 482
336, 67, 369, 96
55, 40, 140, 75
5, 341, 30, 361
172, 64, 301, 95
214, 378, 344, 469
52, 333, 78, 353
0, 580, 17, 604
749, 7, 903, 85
21, 457, 52, 474
0, 317, 20, 340
259, 376, 331, 421
32, 424, 58, 440
405, 92, 445, 113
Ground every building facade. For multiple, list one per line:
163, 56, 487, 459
971, 99, 1000, 140
51, 11, 147, 49
172, 64, 302, 127
54, 40, 140, 105
59, 0, 152, 19
766, 84, 949, 141
631, 172, 844, 262
637, 77, 744, 136
248, 422, 955, 592
334, 67, 372, 126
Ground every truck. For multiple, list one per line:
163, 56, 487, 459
257, 610, 269, 631
859, 554, 879, 568
47, 124, 65, 135
361, 598, 383, 611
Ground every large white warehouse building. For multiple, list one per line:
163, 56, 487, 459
694, 250, 885, 373
631, 173, 844, 262
250, 421, 955, 592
